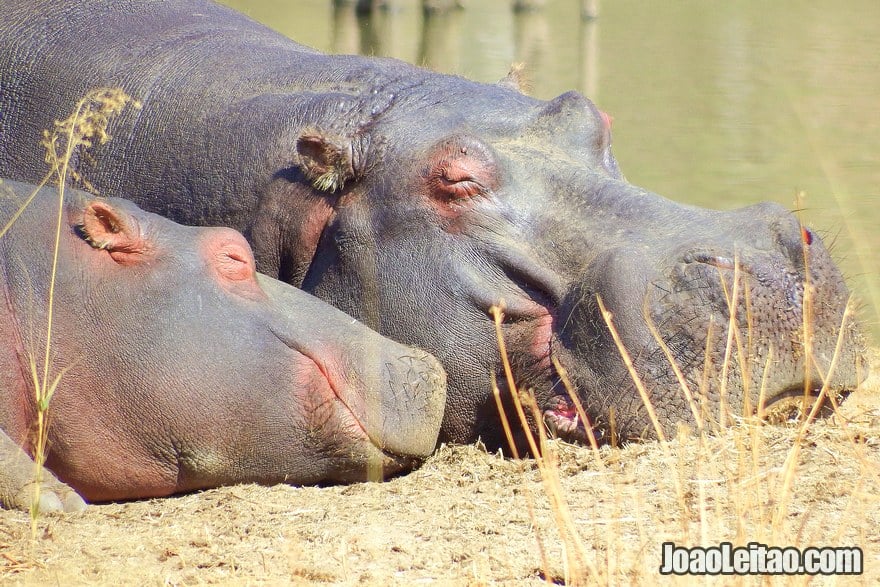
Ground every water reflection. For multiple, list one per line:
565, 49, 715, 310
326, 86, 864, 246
419, 7, 463, 72
579, 15, 598, 100
221, 0, 880, 340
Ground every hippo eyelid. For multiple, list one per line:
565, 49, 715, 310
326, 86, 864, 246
447, 177, 486, 196
223, 248, 249, 265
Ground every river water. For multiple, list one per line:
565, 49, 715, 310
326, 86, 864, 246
221, 0, 880, 342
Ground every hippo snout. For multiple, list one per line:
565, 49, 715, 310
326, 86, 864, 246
547, 205, 864, 441
360, 350, 448, 458
299, 342, 447, 461
256, 274, 448, 465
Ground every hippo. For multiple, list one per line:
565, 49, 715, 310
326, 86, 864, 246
0, 0, 865, 449
0, 180, 446, 511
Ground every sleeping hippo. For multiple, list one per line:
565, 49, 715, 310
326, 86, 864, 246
0, 180, 446, 511
0, 0, 865, 448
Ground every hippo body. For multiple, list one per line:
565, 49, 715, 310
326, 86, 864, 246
0, 1, 864, 447
0, 180, 446, 511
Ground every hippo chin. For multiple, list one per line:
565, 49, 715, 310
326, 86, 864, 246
0, 0, 865, 450
0, 180, 446, 511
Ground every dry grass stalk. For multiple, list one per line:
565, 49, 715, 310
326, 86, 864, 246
490, 304, 597, 585
490, 378, 553, 582
771, 298, 855, 536
13, 88, 139, 536
596, 295, 695, 545
716, 255, 743, 430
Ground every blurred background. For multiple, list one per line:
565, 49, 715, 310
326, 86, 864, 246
221, 0, 880, 343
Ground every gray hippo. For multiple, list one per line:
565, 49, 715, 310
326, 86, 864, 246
0, 180, 446, 511
0, 0, 864, 448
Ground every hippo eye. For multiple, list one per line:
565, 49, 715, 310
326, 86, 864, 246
204, 229, 258, 285
438, 174, 485, 201
431, 161, 487, 202
423, 137, 499, 208
217, 246, 254, 281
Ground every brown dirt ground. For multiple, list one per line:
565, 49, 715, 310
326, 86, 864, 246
2, 375, 878, 585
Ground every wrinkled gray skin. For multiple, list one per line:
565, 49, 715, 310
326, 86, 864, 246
0, 1, 865, 449
0, 180, 446, 511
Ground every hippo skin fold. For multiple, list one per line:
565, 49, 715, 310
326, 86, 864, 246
0, 0, 866, 451
0, 180, 446, 511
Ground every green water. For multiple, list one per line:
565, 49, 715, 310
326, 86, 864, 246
222, 0, 880, 341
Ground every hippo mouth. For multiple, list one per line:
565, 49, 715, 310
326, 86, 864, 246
541, 382, 853, 444
310, 359, 421, 478
313, 363, 421, 480
758, 385, 851, 424
496, 270, 863, 447
269, 326, 422, 480
543, 392, 592, 444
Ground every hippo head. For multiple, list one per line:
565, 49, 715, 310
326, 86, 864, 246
0, 181, 446, 501
288, 81, 864, 448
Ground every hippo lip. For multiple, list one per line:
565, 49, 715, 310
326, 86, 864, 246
267, 325, 372, 439
305, 355, 420, 476
305, 354, 406, 458
541, 381, 854, 444
759, 385, 851, 424
542, 392, 593, 444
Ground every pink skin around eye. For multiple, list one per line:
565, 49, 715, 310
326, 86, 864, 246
201, 229, 267, 300
432, 149, 497, 200
422, 139, 500, 225
217, 245, 253, 281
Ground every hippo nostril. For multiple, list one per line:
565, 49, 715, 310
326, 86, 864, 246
686, 253, 737, 271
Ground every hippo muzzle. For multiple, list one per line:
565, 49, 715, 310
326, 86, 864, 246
544, 196, 864, 442
257, 274, 447, 466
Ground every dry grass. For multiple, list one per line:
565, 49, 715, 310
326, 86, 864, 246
0, 89, 138, 533
0, 391, 876, 584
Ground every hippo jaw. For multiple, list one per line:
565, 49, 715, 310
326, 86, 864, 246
288, 348, 422, 481
270, 327, 416, 479
538, 320, 862, 446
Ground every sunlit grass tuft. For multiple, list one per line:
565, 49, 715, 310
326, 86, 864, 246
0, 89, 138, 534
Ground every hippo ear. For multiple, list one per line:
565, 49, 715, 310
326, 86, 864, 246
498, 63, 530, 94
295, 131, 357, 193
79, 201, 147, 259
